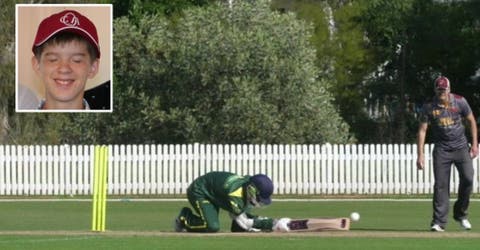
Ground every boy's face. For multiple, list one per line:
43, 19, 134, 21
32, 40, 99, 109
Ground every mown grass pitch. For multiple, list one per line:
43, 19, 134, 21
1, 199, 480, 249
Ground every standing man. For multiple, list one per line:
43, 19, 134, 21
174, 171, 290, 233
417, 76, 478, 232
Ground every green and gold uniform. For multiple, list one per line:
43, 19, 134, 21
177, 171, 274, 232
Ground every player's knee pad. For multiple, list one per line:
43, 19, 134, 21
206, 222, 220, 232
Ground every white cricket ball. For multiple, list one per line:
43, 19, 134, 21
350, 212, 360, 222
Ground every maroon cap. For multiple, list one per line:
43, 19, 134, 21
435, 76, 450, 90
32, 10, 100, 58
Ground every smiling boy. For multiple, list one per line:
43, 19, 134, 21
32, 9, 100, 110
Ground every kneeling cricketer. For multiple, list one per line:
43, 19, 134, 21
174, 171, 291, 233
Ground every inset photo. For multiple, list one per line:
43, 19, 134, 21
16, 4, 112, 112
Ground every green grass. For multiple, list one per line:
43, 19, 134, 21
1, 199, 480, 249
2, 236, 480, 250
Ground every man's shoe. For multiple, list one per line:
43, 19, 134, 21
174, 207, 190, 232
458, 219, 472, 230
174, 217, 185, 232
430, 224, 445, 232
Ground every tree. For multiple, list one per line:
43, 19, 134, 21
163, 0, 352, 143
69, 0, 353, 144
271, 0, 379, 142
407, 0, 480, 110
111, 0, 217, 20
358, 0, 416, 143
359, 0, 480, 143
1, 0, 19, 143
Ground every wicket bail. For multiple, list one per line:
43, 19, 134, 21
92, 145, 108, 232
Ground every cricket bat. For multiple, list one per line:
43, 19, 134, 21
288, 217, 350, 231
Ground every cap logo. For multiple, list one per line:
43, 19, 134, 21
60, 12, 80, 27
435, 76, 450, 89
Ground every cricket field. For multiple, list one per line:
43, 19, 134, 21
1, 198, 480, 249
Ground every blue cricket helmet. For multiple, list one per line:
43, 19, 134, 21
249, 174, 273, 205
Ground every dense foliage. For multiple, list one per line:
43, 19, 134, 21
274, 0, 480, 143
1, 0, 479, 145
68, 1, 352, 144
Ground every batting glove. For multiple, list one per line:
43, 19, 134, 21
272, 218, 291, 232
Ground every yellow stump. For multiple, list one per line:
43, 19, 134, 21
92, 145, 108, 232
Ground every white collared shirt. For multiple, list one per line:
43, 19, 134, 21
37, 99, 91, 110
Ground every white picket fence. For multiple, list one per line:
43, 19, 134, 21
0, 144, 479, 196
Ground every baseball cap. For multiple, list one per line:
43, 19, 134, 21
32, 10, 100, 58
435, 76, 450, 90
249, 174, 273, 205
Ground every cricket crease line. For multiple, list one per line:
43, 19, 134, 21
2, 198, 480, 202
0, 235, 101, 244
1, 230, 480, 239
